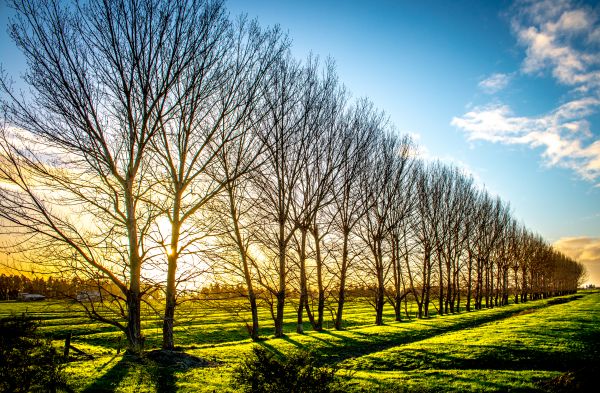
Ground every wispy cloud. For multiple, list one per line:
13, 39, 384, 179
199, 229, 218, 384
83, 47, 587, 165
514, 1, 600, 87
451, 98, 600, 181
554, 236, 600, 285
453, 0, 600, 183
478, 73, 512, 94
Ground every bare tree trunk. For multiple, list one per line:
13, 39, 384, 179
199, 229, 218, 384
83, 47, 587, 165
312, 226, 325, 331
521, 265, 528, 303
484, 260, 490, 308
162, 186, 181, 350
514, 266, 520, 304
162, 251, 178, 350
419, 250, 429, 318
445, 257, 451, 314
126, 290, 143, 354
126, 185, 144, 355
335, 231, 350, 330
404, 242, 421, 319
228, 185, 260, 340
424, 267, 431, 317
455, 268, 460, 312
242, 254, 260, 341
466, 254, 473, 311
391, 236, 403, 322
275, 223, 287, 337
248, 292, 260, 340
297, 228, 308, 334
438, 254, 444, 316
503, 268, 509, 306
375, 240, 385, 325
424, 250, 431, 317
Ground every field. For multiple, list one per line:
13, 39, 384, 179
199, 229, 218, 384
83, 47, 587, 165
1, 292, 599, 392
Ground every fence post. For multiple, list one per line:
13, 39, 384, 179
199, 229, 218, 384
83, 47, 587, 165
64, 331, 72, 358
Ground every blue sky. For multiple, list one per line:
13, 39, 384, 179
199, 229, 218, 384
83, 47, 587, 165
225, 0, 600, 284
2, 0, 599, 283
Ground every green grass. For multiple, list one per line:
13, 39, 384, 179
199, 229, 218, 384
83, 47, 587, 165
1, 292, 598, 392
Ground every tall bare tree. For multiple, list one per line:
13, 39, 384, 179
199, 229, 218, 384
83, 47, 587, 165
331, 99, 379, 329
290, 58, 346, 333
148, 11, 285, 349
411, 161, 446, 318
251, 54, 306, 337
0, 0, 215, 353
387, 186, 417, 321
359, 132, 413, 325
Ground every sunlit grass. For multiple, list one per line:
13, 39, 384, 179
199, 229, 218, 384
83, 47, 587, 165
1, 291, 598, 392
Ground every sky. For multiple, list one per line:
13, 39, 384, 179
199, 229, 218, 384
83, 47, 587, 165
1, 0, 599, 285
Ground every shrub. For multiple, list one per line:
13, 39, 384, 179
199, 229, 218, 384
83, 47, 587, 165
232, 346, 344, 393
0, 314, 70, 393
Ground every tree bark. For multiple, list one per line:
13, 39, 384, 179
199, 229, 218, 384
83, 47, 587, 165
334, 231, 350, 330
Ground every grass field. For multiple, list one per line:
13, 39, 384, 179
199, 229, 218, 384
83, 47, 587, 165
1, 292, 599, 392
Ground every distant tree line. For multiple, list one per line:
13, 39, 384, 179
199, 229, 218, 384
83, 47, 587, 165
0, 274, 72, 300
0, 274, 120, 300
0, 0, 585, 354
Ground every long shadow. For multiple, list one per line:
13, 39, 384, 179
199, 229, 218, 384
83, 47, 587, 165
96, 354, 119, 372
313, 300, 555, 365
82, 356, 132, 393
281, 335, 306, 349
81, 354, 178, 393
257, 340, 285, 358
147, 359, 177, 393
359, 343, 590, 372
144, 350, 213, 393
307, 333, 336, 347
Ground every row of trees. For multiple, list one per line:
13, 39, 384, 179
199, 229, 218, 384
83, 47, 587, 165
0, 274, 105, 300
0, 0, 585, 354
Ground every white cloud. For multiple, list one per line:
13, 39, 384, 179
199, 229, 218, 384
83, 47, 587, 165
452, 98, 600, 181
514, 0, 600, 86
478, 73, 512, 94
453, 0, 600, 183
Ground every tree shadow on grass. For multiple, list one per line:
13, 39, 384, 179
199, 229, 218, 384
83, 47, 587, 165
82, 356, 132, 393
257, 340, 285, 358
147, 358, 177, 393
311, 302, 557, 365
145, 349, 212, 393
281, 335, 306, 349
308, 332, 337, 347
81, 351, 205, 393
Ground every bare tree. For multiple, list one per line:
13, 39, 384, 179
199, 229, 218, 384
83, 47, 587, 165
290, 58, 346, 333
330, 99, 378, 329
0, 0, 215, 353
205, 22, 287, 340
386, 159, 418, 321
148, 11, 285, 349
359, 132, 413, 325
411, 161, 447, 318
436, 167, 474, 314
250, 53, 306, 337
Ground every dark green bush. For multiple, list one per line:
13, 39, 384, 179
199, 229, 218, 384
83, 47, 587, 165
0, 314, 70, 393
232, 346, 344, 393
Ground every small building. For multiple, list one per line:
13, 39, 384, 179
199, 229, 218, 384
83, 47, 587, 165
18, 292, 46, 301
76, 290, 101, 302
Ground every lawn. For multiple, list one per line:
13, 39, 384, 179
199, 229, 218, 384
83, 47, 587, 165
1, 291, 598, 392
